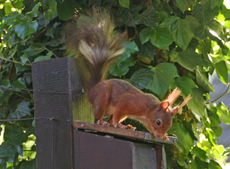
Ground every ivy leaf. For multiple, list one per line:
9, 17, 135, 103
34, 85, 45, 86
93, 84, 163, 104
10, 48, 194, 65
175, 0, 195, 13
170, 50, 208, 71
0, 79, 11, 97
163, 16, 194, 50
185, 15, 200, 33
0, 142, 17, 158
130, 68, 153, 89
207, 20, 225, 40
223, 147, 230, 156
216, 102, 230, 125
18, 160, 36, 169
192, 4, 217, 24
44, 0, 57, 21
215, 61, 228, 84
10, 101, 31, 119
168, 122, 194, 153
135, 39, 155, 59
208, 160, 222, 169
196, 67, 215, 92
195, 24, 210, 40
172, 76, 197, 96
118, 41, 138, 63
190, 146, 208, 162
110, 56, 134, 77
0, 158, 6, 169
12, 78, 27, 90
120, 8, 136, 27
187, 88, 207, 119
139, 26, 173, 50
26, 4, 40, 18
15, 64, 31, 73
57, 0, 80, 21
20, 53, 29, 63
134, 6, 159, 27
15, 19, 38, 39
110, 41, 137, 77
4, 123, 28, 146
147, 63, 179, 98
119, 0, 129, 8
34, 51, 53, 62
23, 43, 46, 56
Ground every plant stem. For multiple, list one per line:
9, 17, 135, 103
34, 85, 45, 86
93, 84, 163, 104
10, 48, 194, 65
0, 57, 31, 66
207, 83, 230, 104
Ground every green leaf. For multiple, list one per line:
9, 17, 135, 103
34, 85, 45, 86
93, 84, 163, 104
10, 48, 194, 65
207, 20, 225, 40
223, 147, 230, 156
216, 102, 230, 125
23, 43, 46, 56
12, 78, 27, 89
0, 90, 12, 105
4, 1, 13, 15
119, 0, 129, 8
147, 63, 179, 98
15, 64, 31, 73
0, 79, 11, 97
15, 19, 38, 39
134, 6, 159, 26
196, 67, 215, 92
185, 15, 200, 33
139, 26, 173, 50
26, 4, 40, 18
130, 68, 153, 89
170, 50, 208, 71
0, 142, 17, 158
202, 0, 220, 9
135, 39, 155, 59
195, 24, 210, 40
187, 88, 207, 119
168, 122, 194, 153
208, 160, 222, 169
18, 160, 36, 169
172, 76, 197, 96
119, 8, 136, 27
215, 61, 228, 84
115, 41, 138, 63
190, 146, 208, 162
0, 158, 6, 169
192, 4, 217, 24
110, 56, 134, 77
164, 16, 194, 50
10, 101, 31, 119
20, 53, 29, 63
4, 123, 28, 146
175, 0, 195, 13
57, 0, 80, 21
44, 0, 57, 21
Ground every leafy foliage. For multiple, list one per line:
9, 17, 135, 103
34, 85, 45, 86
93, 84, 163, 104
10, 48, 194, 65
0, 0, 230, 168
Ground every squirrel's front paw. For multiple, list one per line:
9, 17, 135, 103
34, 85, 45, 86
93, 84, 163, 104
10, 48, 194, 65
163, 134, 169, 141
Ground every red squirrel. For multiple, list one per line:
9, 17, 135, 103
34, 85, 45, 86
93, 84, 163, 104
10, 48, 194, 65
65, 9, 192, 140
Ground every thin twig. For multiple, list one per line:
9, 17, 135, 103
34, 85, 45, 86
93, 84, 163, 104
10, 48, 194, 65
207, 83, 230, 104
0, 57, 31, 66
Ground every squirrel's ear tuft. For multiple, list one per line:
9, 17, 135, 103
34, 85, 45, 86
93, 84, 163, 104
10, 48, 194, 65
160, 101, 169, 110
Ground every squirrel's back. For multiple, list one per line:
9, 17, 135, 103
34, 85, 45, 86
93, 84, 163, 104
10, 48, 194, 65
65, 8, 126, 89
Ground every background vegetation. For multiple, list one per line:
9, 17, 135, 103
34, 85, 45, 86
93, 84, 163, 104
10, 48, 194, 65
0, 0, 230, 168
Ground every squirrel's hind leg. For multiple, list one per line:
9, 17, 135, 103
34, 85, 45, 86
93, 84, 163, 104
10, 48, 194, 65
88, 81, 112, 125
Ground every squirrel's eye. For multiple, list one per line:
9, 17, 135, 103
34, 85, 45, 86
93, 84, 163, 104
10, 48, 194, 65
156, 119, 162, 126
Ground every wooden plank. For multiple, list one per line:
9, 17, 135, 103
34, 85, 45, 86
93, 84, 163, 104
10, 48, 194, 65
74, 130, 157, 169
32, 57, 93, 169
73, 121, 177, 144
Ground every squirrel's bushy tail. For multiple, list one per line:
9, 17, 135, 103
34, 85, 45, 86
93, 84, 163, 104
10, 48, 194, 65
65, 8, 126, 89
